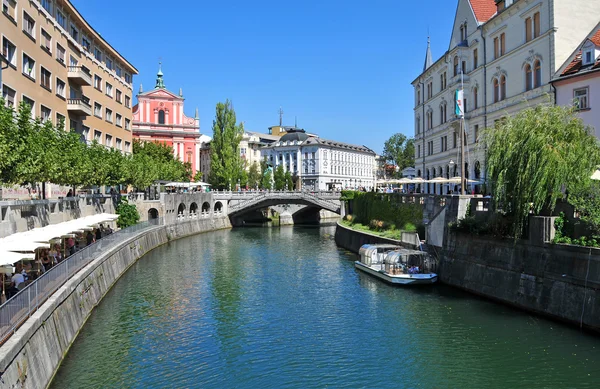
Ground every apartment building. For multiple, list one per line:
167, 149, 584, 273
1, 0, 137, 153
412, 0, 600, 194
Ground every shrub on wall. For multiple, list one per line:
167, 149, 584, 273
116, 199, 140, 229
351, 192, 422, 232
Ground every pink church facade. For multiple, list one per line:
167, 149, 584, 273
132, 65, 202, 176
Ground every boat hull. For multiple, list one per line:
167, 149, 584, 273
354, 261, 437, 285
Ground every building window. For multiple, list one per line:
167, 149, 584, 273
82, 36, 90, 51
525, 64, 532, 91
94, 47, 102, 62
2, 85, 16, 107
454, 56, 459, 76
125, 95, 131, 108
416, 117, 420, 134
125, 141, 131, 152
417, 89, 420, 105
106, 57, 113, 70
105, 108, 113, 123
69, 24, 78, 42
94, 75, 102, 90
473, 87, 478, 109
533, 12, 540, 38
125, 73, 131, 84
473, 49, 478, 69
106, 82, 113, 97
574, 88, 589, 110
125, 118, 130, 130
417, 144, 421, 158
533, 60, 541, 88
500, 75, 506, 100
22, 53, 35, 79
525, 17, 532, 42
56, 113, 65, 130
23, 12, 35, 38
158, 109, 165, 124
494, 33, 505, 59
41, 105, 51, 122
94, 102, 102, 117
3, 0, 16, 18
584, 50, 594, 65
56, 43, 65, 63
22, 96, 35, 117
474, 125, 479, 143
94, 130, 102, 143
56, 10, 66, 29
56, 78, 65, 98
2, 37, 16, 66
116, 67, 122, 78
41, 67, 51, 90
116, 138, 122, 151
493, 78, 499, 103
116, 89, 122, 103
440, 104, 447, 124
41, 29, 52, 52
500, 33, 506, 56
105, 134, 112, 147
116, 113, 122, 127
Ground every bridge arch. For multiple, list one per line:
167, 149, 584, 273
190, 202, 198, 215
177, 203, 186, 216
148, 208, 159, 220
214, 201, 223, 213
201, 202, 210, 213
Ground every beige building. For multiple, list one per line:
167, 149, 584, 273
412, 0, 600, 194
1, 0, 137, 153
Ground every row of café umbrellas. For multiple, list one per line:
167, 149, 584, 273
376, 177, 482, 185
0, 213, 119, 267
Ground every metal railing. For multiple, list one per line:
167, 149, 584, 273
0, 217, 163, 344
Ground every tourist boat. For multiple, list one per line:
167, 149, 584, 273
355, 244, 437, 285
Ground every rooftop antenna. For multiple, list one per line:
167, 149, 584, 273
295, 116, 297, 128
278, 107, 284, 126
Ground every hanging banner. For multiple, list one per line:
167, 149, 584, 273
455, 89, 464, 117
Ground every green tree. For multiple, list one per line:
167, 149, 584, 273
208, 100, 244, 189
261, 169, 273, 190
274, 164, 285, 190
483, 104, 600, 238
248, 162, 261, 189
193, 170, 205, 183
284, 170, 294, 190
115, 198, 140, 228
382, 133, 415, 175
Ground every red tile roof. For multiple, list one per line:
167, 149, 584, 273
561, 30, 600, 77
470, 0, 497, 23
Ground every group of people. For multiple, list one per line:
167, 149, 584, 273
3, 223, 114, 300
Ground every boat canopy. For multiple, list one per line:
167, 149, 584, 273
384, 249, 435, 274
359, 244, 400, 266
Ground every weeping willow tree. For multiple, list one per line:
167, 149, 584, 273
483, 103, 600, 238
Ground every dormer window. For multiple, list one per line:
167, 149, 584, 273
583, 49, 594, 66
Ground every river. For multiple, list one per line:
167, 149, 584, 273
50, 226, 600, 388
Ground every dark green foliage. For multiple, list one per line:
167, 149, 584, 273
553, 212, 600, 247
208, 100, 244, 190
351, 192, 423, 232
273, 164, 285, 190
284, 171, 293, 190
340, 190, 356, 201
247, 162, 261, 189
115, 198, 140, 228
382, 133, 415, 175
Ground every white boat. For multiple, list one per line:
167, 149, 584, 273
355, 244, 437, 285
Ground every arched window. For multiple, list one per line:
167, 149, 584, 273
454, 56, 459, 76
493, 78, 499, 103
500, 75, 506, 100
534, 60, 542, 88
416, 116, 421, 134
440, 105, 445, 124
158, 109, 165, 124
473, 87, 478, 109
525, 64, 532, 91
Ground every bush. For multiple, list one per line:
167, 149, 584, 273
340, 190, 357, 201
115, 199, 140, 228
402, 222, 417, 232
351, 192, 422, 231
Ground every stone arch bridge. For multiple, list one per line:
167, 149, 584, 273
134, 191, 341, 224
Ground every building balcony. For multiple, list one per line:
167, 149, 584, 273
67, 66, 92, 86
67, 97, 92, 116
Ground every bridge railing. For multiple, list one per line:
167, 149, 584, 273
227, 190, 341, 214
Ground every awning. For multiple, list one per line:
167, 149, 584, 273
0, 252, 36, 266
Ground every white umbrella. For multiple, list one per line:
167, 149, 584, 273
0, 251, 35, 267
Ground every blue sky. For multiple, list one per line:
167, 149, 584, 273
72, 0, 456, 153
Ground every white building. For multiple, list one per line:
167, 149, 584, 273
413, 0, 600, 194
552, 22, 600, 138
240, 131, 280, 169
261, 128, 376, 191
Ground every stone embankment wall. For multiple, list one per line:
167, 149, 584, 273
335, 221, 403, 253
440, 232, 600, 332
0, 217, 231, 389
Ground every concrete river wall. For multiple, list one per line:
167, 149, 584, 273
0, 217, 231, 389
